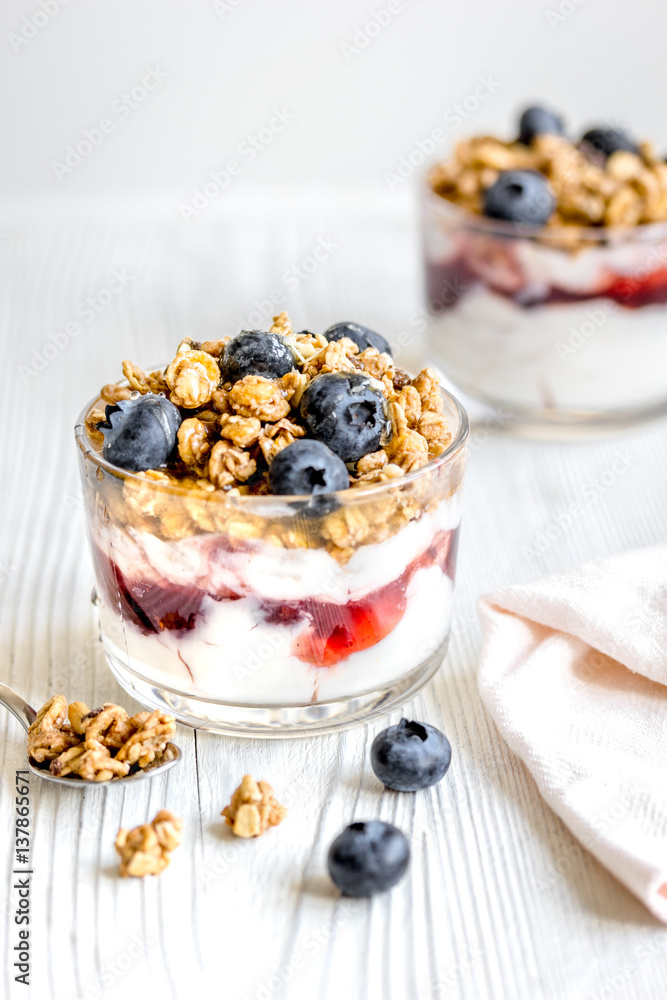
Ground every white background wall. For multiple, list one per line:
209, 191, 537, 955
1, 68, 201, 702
3, 0, 667, 211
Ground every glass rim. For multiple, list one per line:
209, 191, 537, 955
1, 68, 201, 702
74, 382, 470, 506
420, 165, 667, 244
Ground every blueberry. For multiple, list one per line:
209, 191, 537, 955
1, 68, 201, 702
299, 372, 390, 463
580, 126, 639, 158
268, 439, 349, 496
100, 394, 182, 472
371, 718, 452, 792
518, 105, 564, 145
327, 821, 410, 897
221, 330, 295, 383
483, 170, 555, 227
324, 322, 392, 357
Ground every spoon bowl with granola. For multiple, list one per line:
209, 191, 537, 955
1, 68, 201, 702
0, 683, 181, 785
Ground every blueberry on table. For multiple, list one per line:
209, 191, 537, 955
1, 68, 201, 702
580, 126, 639, 158
100, 393, 182, 472
518, 105, 564, 145
268, 439, 349, 496
371, 718, 452, 792
324, 321, 392, 357
220, 330, 296, 383
327, 821, 410, 897
299, 372, 390, 463
483, 170, 555, 227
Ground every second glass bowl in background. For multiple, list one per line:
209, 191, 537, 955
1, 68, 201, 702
421, 181, 667, 433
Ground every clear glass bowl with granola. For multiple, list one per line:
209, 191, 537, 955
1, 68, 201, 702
422, 106, 667, 431
75, 314, 468, 736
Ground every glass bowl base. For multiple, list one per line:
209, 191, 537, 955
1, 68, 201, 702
103, 639, 449, 738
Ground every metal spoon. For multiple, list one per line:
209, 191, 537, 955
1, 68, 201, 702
0, 682, 181, 786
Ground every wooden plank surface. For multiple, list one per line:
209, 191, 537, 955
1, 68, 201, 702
2, 205, 667, 1000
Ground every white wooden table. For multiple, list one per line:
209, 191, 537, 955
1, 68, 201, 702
2, 201, 667, 1000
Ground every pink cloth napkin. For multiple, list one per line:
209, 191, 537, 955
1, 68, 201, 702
477, 545, 667, 921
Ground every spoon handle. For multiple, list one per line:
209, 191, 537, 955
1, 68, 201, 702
0, 684, 36, 732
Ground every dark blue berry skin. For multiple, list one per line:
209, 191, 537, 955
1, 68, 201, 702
327, 821, 410, 897
220, 330, 295, 383
518, 106, 564, 145
483, 170, 555, 227
268, 439, 349, 496
371, 718, 452, 792
324, 322, 392, 357
299, 372, 390, 463
100, 394, 182, 472
580, 126, 639, 158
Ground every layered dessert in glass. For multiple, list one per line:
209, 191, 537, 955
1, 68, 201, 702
422, 107, 667, 429
75, 314, 468, 735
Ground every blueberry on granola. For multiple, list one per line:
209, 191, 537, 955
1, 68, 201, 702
299, 372, 390, 463
370, 718, 452, 791
268, 439, 349, 496
327, 821, 410, 896
518, 105, 564, 145
483, 170, 555, 227
100, 394, 182, 472
324, 321, 392, 357
220, 330, 296, 384
580, 126, 639, 158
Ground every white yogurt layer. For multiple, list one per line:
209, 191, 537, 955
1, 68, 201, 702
100, 490, 462, 605
428, 285, 667, 412
100, 565, 454, 705
95, 493, 461, 705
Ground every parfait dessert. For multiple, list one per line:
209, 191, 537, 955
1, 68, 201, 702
76, 314, 468, 735
423, 106, 667, 428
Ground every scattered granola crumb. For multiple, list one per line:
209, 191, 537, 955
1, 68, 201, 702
115, 810, 183, 877
221, 775, 287, 838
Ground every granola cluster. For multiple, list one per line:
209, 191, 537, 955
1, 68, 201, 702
27, 695, 176, 782
116, 810, 183, 877
85, 314, 458, 558
221, 775, 287, 838
430, 131, 667, 243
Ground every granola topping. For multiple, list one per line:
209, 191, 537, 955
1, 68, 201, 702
429, 114, 667, 236
85, 316, 458, 557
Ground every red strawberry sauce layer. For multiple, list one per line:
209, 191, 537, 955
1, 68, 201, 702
426, 258, 667, 312
92, 526, 459, 669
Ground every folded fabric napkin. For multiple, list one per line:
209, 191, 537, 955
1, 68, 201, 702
477, 545, 667, 922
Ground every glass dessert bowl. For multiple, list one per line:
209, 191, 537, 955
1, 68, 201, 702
75, 316, 468, 736
422, 106, 667, 433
